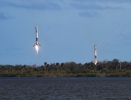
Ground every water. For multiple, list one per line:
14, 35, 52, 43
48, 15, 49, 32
0, 77, 131, 100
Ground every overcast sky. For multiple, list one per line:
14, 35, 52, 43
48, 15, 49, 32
0, 0, 131, 65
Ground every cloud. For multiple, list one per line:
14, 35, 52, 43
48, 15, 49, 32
66, 1, 122, 18
0, 1, 124, 12
79, 12, 98, 17
99, 0, 131, 3
0, 1, 61, 10
72, 0, 131, 4
0, 12, 11, 20
69, 3, 121, 10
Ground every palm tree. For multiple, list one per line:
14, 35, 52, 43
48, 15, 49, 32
60, 63, 64, 71
44, 62, 47, 71
56, 62, 59, 71
44, 62, 47, 66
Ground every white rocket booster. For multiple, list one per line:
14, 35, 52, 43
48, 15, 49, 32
33, 26, 41, 47
94, 44, 97, 65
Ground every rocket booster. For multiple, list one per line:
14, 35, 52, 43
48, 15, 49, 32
34, 26, 41, 46
94, 44, 97, 65
94, 45, 97, 57
35, 26, 38, 44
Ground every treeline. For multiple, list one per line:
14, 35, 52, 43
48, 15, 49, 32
0, 59, 131, 77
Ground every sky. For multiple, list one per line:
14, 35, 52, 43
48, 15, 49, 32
0, 0, 131, 65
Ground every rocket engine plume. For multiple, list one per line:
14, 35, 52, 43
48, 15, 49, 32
33, 26, 41, 53
94, 61, 97, 66
35, 45, 39, 54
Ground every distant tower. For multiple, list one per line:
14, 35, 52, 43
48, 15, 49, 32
94, 44, 97, 65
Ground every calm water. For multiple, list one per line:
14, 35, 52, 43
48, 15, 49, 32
0, 77, 131, 100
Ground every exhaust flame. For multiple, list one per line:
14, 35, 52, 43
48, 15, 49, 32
94, 61, 97, 66
35, 45, 39, 54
